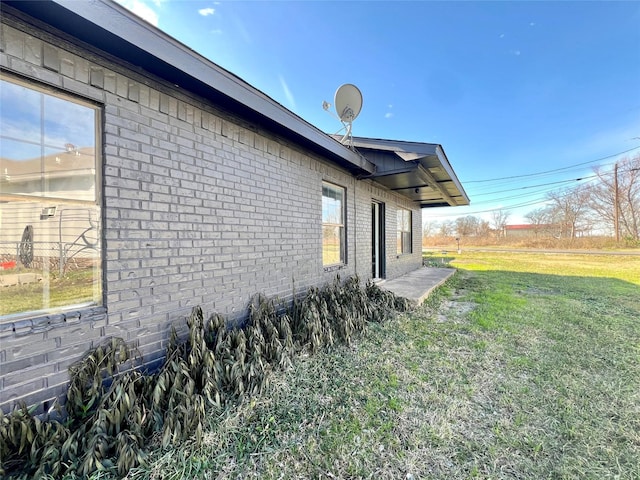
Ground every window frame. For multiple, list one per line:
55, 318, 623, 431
397, 207, 412, 255
0, 73, 103, 322
322, 181, 346, 267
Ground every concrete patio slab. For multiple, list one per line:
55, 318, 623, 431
377, 267, 455, 305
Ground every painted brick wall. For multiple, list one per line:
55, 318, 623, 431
0, 12, 422, 412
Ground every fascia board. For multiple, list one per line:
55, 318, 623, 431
433, 145, 470, 205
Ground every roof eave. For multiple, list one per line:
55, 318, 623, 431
348, 137, 470, 208
432, 144, 470, 205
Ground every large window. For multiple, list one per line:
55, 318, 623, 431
397, 208, 412, 254
322, 182, 346, 266
0, 75, 102, 321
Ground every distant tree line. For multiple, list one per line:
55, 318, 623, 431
423, 155, 640, 242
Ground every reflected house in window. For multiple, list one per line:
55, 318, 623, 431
0, 0, 468, 413
0, 77, 101, 318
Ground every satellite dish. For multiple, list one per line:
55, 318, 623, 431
334, 84, 363, 123
321, 83, 361, 148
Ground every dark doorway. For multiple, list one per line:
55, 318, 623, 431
371, 201, 385, 279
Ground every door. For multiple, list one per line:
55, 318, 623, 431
371, 201, 385, 279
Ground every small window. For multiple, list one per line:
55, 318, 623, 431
322, 182, 346, 265
397, 208, 412, 254
0, 75, 102, 321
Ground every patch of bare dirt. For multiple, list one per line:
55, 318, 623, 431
436, 300, 477, 322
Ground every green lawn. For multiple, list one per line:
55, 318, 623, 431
86, 252, 639, 479
446, 250, 640, 285
0, 268, 98, 316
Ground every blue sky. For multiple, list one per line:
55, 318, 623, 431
1, 78, 96, 158
116, 0, 640, 224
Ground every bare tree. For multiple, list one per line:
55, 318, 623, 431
490, 209, 510, 238
546, 185, 592, 239
590, 155, 640, 240
422, 219, 437, 238
525, 207, 554, 237
477, 219, 491, 238
525, 207, 544, 229
455, 215, 480, 237
438, 220, 455, 237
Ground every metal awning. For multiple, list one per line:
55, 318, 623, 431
350, 137, 470, 208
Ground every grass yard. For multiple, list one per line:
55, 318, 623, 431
92, 252, 639, 480
0, 268, 98, 316
446, 250, 640, 285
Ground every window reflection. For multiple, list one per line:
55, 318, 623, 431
0, 76, 101, 320
322, 182, 345, 266
397, 209, 412, 255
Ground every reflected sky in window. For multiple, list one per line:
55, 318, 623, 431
0, 79, 95, 161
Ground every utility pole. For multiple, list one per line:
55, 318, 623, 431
614, 162, 620, 242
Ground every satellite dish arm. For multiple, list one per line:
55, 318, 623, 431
340, 122, 353, 147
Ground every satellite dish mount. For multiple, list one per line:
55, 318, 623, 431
322, 84, 363, 148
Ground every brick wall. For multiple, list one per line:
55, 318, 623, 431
0, 12, 422, 412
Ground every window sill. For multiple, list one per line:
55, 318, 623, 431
0, 306, 107, 339
323, 264, 347, 273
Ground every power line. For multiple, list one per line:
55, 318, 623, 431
426, 176, 605, 218
470, 174, 598, 198
469, 164, 637, 198
426, 197, 552, 218
473, 179, 597, 205
477, 174, 603, 207
462, 146, 640, 184
467, 159, 618, 194
425, 161, 639, 219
